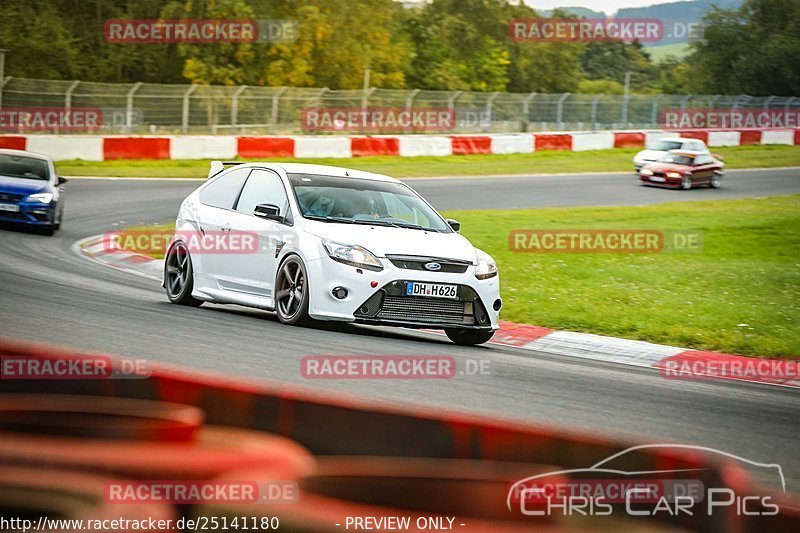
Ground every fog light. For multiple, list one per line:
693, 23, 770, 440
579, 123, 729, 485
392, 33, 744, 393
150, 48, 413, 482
332, 287, 348, 300
493, 299, 502, 311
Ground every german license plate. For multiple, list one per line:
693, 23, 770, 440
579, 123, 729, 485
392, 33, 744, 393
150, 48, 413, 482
405, 282, 458, 299
650, 176, 666, 182
0, 203, 19, 212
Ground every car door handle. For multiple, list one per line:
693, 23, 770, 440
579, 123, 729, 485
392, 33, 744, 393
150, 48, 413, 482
221, 223, 232, 233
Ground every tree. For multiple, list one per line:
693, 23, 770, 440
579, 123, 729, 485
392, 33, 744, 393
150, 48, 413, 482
581, 41, 657, 91
684, 0, 800, 95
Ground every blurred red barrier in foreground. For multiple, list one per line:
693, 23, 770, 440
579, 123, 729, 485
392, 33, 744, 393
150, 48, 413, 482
1, 338, 797, 532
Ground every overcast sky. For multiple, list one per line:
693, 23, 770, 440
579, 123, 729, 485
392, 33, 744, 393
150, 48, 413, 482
524, 0, 678, 13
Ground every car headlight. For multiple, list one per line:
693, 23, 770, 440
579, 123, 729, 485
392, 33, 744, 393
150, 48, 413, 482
322, 239, 383, 272
474, 248, 498, 280
640, 169, 653, 176
666, 172, 682, 178
27, 193, 53, 204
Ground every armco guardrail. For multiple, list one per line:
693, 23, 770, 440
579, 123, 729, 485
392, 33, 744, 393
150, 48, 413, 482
1, 128, 798, 162
1, 338, 798, 531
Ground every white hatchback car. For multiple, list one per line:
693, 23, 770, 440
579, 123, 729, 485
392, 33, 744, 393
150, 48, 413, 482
632, 137, 710, 171
163, 162, 501, 345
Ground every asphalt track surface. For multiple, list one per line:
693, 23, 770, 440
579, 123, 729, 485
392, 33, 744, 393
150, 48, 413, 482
0, 167, 798, 493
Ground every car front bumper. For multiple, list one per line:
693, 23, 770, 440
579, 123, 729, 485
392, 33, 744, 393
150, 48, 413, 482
0, 201, 56, 225
639, 174, 683, 188
304, 256, 501, 330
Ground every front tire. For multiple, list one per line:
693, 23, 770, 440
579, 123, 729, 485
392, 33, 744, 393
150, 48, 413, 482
275, 256, 312, 326
445, 329, 495, 346
680, 175, 693, 190
710, 172, 722, 189
164, 241, 203, 307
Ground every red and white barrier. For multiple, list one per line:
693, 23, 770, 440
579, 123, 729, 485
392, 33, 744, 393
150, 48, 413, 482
1, 128, 798, 161
170, 135, 237, 160
571, 132, 615, 151
398, 135, 452, 157
25, 135, 105, 162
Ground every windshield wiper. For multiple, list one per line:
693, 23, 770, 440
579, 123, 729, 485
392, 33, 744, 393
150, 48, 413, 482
303, 215, 356, 224
304, 215, 435, 231
350, 219, 428, 231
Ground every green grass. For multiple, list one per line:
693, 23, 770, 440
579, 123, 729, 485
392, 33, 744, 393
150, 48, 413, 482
445, 196, 800, 357
123, 196, 800, 357
646, 42, 690, 62
56, 144, 800, 178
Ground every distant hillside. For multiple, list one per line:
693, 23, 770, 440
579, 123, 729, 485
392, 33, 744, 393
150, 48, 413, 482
538, 6, 605, 18
532, 0, 743, 47
618, 0, 743, 46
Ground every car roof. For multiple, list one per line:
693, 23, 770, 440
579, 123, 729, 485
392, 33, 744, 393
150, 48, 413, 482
224, 162, 401, 183
666, 149, 702, 156
659, 137, 704, 144
0, 148, 52, 161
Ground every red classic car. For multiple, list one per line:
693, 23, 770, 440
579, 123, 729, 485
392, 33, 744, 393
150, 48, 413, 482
638, 150, 725, 190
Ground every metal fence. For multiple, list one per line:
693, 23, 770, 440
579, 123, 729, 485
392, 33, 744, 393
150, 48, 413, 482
1, 77, 798, 134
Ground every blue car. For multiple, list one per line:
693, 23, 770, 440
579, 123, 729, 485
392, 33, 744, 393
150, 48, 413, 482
0, 149, 66, 235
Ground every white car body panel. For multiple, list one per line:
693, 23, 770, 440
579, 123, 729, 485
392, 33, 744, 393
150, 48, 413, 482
632, 137, 710, 169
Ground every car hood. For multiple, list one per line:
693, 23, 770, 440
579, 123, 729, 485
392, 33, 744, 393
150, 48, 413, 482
305, 221, 478, 262
634, 149, 665, 162
0, 176, 49, 195
642, 162, 689, 174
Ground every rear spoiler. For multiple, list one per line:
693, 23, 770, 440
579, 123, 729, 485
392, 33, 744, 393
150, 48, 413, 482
208, 161, 244, 179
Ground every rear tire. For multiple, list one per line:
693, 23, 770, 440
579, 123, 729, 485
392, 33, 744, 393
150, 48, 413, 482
275, 256, 313, 326
164, 241, 203, 307
445, 329, 495, 346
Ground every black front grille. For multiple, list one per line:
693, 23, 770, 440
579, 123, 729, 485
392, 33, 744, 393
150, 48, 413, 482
0, 193, 24, 203
377, 296, 473, 325
0, 211, 28, 221
386, 255, 470, 274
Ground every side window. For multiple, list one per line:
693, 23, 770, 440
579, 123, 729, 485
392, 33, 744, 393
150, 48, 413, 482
199, 168, 250, 209
235, 169, 290, 218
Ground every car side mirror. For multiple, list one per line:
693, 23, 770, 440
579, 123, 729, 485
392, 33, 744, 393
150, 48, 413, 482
446, 218, 461, 232
254, 203, 283, 222
57, 176, 68, 185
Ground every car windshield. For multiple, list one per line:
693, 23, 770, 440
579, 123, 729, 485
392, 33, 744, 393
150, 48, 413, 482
659, 153, 694, 165
288, 173, 450, 232
650, 140, 683, 151
0, 154, 50, 180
